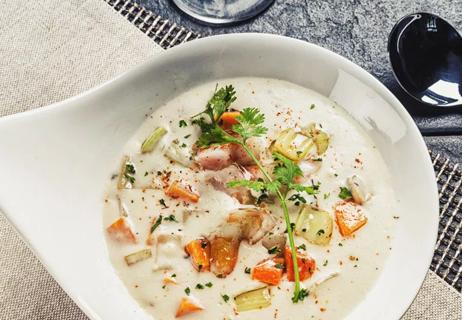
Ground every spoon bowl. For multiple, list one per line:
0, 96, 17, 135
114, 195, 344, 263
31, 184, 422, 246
389, 12, 462, 108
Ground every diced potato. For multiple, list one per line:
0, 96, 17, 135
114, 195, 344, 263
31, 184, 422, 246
335, 201, 368, 236
294, 206, 333, 245
124, 248, 152, 266
164, 142, 193, 167
234, 287, 271, 312
271, 128, 314, 161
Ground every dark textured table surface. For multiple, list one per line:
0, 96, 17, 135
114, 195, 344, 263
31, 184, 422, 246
139, 0, 462, 161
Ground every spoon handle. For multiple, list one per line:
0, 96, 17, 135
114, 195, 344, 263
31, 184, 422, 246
419, 127, 462, 136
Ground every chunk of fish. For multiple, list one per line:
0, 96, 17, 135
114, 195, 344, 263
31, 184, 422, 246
207, 165, 253, 204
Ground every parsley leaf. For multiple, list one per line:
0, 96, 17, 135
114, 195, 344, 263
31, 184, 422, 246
272, 152, 303, 186
178, 120, 188, 128
292, 288, 309, 302
339, 187, 353, 200
232, 107, 268, 142
221, 294, 230, 303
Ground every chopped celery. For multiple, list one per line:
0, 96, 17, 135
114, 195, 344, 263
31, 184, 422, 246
234, 287, 271, 312
313, 131, 329, 155
301, 124, 329, 155
295, 206, 333, 245
141, 127, 167, 153
271, 128, 314, 161
124, 248, 152, 266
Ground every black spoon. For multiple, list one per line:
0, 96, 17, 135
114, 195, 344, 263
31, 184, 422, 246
388, 13, 462, 135
388, 13, 462, 108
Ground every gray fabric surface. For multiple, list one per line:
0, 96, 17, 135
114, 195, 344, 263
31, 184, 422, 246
0, 0, 460, 319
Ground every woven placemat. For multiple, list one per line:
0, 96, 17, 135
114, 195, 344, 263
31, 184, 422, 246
107, 0, 462, 294
431, 152, 462, 291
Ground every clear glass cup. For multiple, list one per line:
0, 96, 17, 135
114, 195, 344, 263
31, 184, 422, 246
171, 0, 275, 26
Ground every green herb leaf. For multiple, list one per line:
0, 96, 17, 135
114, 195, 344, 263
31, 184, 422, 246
150, 215, 162, 233
179, 120, 188, 128
297, 244, 306, 251
222, 294, 230, 303
244, 267, 251, 274
164, 214, 178, 222
205, 282, 213, 288
339, 187, 353, 200
292, 288, 309, 302
195, 284, 204, 289
185, 287, 191, 295
232, 107, 268, 142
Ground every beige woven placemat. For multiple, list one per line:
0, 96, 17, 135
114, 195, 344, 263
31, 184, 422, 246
0, 0, 460, 319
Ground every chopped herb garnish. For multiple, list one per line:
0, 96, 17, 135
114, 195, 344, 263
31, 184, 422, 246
171, 273, 177, 278
185, 287, 191, 295
292, 288, 309, 302
267, 246, 281, 254
323, 192, 330, 200
338, 242, 343, 247
275, 263, 285, 269
316, 229, 325, 236
221, 294, 230, 302
310, 104, 316, 110
323, 260, 328, 267
184, 134, 191, 139
159, 199, 168, 209
179, 120, 188, 128
150, 215, 162, 233
288, 193, 307, 206
144, 171, 149, 176
162, 285, 166, 289
339, 187, 353, 200
195, 284, 204, 289
205, 282, 213, 288
164, 214, 179, 222
297, 244, 306, 251
124, 162, 136, 184
180, 143, 187, 148
244, 267, 251, 274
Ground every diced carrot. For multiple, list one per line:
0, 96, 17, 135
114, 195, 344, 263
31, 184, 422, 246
185, 238, 211, 272
163, 276, 177, 285
165, 181, 200, 203
210, 236, 240, 277
251, 257, 285, 285
284, 247, 316, 282
175, 296, 204, 318
220, 111, 241, 129
335, 200, 368, 236
106, 217, 136, 243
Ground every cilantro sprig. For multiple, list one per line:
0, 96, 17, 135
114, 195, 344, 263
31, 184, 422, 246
192, 85, 314, 303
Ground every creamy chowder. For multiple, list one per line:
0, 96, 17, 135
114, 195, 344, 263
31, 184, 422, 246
103, 78, 397, 320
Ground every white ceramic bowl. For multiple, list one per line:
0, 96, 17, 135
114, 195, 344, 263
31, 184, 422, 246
0, 34, 438, 320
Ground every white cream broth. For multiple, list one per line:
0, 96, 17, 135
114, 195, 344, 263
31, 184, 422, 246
103, 78, 397, 320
